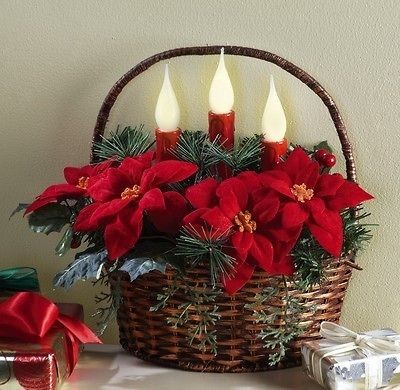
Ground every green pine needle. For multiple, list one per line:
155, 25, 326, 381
172, 130, 221, 181
175, 226, 236, 286
204, 134, 263, 175
93, 125, 154, 161
293, 208, 374, 290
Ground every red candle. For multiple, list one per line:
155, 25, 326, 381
261, 138, 288, 170
208, 48, 235, 178
155, 128, 181, 161
261, 76, 288, 171
154, 64, 181, 162
208, 110, 235, 149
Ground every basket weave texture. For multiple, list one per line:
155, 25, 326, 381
93, 45, 358, 372
109, 257, 352, 372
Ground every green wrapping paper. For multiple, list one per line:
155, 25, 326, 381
0, 267, 40, 298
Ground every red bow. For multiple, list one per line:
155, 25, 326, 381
0, 292, 101, 373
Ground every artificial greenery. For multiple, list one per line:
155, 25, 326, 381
150, 277, 222, 355
293, 208, 374, 290
175, 226, 236, 286
172, 130, 221, 182
245, 277, 315, 366
205, 134, 263, 175
93, 125, 154, 161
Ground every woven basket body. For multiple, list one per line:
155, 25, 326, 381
108, 258, 352, 372
92, 46, 359, 372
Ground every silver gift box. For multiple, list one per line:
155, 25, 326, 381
302, 329, 400, 389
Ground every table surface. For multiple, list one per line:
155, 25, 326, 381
65, 344, 322, 390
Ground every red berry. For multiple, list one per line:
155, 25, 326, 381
322, 153, 336, 168
314, 149, 328, 162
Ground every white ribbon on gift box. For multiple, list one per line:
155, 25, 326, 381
310, 322, 400, 389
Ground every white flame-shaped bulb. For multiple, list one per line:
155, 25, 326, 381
155, 64, 180, 132
262, 75, 287, 142
208, 48, 234, 114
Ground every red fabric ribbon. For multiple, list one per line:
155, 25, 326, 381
0, 292, 101, 373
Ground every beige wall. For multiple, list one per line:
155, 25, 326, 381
1, 0, 399, 343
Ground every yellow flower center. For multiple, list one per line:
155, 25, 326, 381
291, 183, 314, 203
76, 176, 89, 189
121, 185, 141, 200
234, 211, 257, 233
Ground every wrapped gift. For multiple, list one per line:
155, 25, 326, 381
302, 322, 400, 389
0, 267, 40, 299
0, 292, 101, 389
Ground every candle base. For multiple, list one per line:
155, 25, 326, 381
155, 128, 182, 162
208, 110, 235, 149
261, 138, 288, 171
208, 111, 235, 179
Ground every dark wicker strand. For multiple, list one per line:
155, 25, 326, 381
90, 45, 357, 183
109, 256, 352, 373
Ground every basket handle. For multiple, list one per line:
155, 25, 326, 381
90, 45, 357, 182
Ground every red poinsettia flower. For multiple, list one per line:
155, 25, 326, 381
74, 152, 197, 260
185, 175, 282, 294
259, 147, 373, 258
25, 161, 112, 214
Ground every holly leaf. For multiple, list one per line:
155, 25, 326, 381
53, 247, 108, 289
9, 203, 29, 219
28, 203, 70, 235
55, 227, 73, 257
313, 141, 333, 153
119, 257, 167, 282
126, 239, 184, 272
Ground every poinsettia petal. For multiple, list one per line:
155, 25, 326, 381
267, 255, 295, 276
88, 168, 130, 202
296, 159, 320, 189
267, 224, 302, 244
223, 262, 254, 295
40, 184, 85, 199
306, 210, 343, 258
139, 188, 165, 211
314, 173, 345, 197
231, 231, 253, 261
248, 234, 273, 272
306, 197, 326, 220
25, 197, 58, 214
236, 171, 262, 192
276, 147, 313, 183
119, 155, 152, 185
105, 206, 143, 260
73, 203, 104, 231
25, 184, 85, 214
252, 196, 280, 224
185, 178, 219, 208
140, 161, 197, 191
280, 202, 308, 228
148, 191, 189, 234
202, 207, 233, 232
89, 198, 131, 225
259, 171, 294, 199
326, 180, 374, 210
183, 208, 209, 226
64, 167, 85, 185
216, 178, 247, 219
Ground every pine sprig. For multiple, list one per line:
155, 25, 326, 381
93, 125, 154, 161
172, 130, 221, 181
293, 208, 374, 290
175, 226, 235, 286
204, 135, 263, 175
246, 277, 313, 366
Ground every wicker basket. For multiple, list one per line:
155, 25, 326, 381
92, 46, 359, 373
